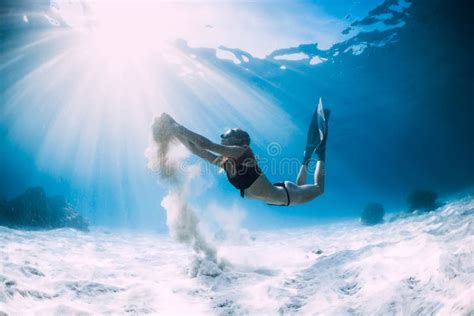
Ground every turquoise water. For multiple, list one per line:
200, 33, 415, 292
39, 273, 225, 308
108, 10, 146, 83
1, 0, 473, 230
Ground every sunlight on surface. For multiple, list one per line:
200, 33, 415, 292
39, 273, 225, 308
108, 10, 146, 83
1, 1, 297, 221
86, 2, 176, 59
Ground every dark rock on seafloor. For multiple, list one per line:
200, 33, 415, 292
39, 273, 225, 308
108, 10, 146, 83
406, 190, 442, 213
0, 187, 89, 231
361, 202, 385, 225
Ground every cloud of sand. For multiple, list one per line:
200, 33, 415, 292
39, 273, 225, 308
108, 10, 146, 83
145, 116, 224, 275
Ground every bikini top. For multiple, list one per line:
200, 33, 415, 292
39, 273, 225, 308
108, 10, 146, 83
222, 147, 262, 197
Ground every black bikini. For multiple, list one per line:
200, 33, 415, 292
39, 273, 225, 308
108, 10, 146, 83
223, 147, 262, 197
224, 148, 290, 206
272, 182, 290, 206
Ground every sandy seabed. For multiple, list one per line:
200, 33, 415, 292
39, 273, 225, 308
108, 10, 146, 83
0, 197, 472, 315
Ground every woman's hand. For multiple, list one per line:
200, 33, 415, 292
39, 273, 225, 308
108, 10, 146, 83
161, 113, 176, 124
160, 113, 180, 133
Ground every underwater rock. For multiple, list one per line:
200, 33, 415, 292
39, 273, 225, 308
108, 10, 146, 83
407, 190, 441, 213
0, 187, 88, 231
360, 202, 385, 225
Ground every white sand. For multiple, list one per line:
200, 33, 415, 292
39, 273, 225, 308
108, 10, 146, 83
0, 197, 472, 315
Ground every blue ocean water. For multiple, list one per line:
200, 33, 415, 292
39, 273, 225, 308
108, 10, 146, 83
0, 0, 473, 230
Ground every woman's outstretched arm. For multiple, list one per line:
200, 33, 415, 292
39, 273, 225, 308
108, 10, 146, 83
163, 113, 246, 158
174, 134, 221, 166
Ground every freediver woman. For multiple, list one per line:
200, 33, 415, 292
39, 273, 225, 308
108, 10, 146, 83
154, 99, 330, 206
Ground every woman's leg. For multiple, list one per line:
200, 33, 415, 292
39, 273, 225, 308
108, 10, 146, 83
286, 160, 325, 205
296, 165, 307, 185
314, 160, 325, 194
295, 160, 324, 188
